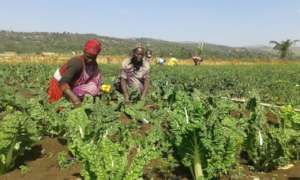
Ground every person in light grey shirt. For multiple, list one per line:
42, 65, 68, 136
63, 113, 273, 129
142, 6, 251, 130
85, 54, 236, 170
115, 47, 150, 102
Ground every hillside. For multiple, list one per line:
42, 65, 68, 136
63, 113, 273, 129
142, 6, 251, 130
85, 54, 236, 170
247, 45, 300, 57
0, 31, 275, 59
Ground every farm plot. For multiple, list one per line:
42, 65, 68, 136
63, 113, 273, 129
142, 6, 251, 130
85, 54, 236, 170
0, 63, 300, 180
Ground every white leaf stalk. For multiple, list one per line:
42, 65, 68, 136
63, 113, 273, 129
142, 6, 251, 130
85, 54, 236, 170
193, 134, 204, 180
142, 118, 149, 124
184, 107, 189, 124
79, 126, 84, 139
176, 121, 179, 128
258, 130, 263, 146
111, 155, 114, 168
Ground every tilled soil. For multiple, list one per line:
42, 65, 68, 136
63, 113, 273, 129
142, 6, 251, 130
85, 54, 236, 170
0, 137, 81, 180
221, 163, 300, 180
1, 137, 300, 180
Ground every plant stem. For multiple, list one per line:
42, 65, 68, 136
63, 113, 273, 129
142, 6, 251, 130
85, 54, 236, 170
193, 134, 204, 180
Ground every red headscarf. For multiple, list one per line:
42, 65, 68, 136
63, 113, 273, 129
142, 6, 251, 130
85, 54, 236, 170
84, 39, 102, 56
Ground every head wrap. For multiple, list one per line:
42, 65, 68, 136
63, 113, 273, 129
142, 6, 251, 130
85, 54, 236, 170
84, 39, 101, 56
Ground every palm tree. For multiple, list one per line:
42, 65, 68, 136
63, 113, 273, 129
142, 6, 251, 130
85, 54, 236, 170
270, 39, 299, 59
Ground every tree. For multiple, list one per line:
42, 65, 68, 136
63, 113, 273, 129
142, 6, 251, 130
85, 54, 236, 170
270, 39, 299, 59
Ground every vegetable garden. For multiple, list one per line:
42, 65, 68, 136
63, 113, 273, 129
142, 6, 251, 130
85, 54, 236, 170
1, 63, 300, 180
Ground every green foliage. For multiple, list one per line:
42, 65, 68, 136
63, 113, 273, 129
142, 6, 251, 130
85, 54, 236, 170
64, 99, 165, 180
168, 93, 245, 179
1, 63, 300, 180
19, 165, 30, 174
270, 39, 299, 59
280, 105, 300, 160
244, 99, 300, 171
58, 151, 69, 169
0, 112, 40, 174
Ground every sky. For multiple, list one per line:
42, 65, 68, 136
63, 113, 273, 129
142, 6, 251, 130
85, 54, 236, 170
0, 0, 299, 47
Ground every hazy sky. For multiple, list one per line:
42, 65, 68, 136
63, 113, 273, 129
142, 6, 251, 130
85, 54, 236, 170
0, 0, 299, 46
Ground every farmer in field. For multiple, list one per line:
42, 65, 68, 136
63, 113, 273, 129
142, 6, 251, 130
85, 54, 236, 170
47, 39, 102, 107
157, 57, 165, 65
115, 47, 150, 103
145, 49, 153, 63
192, 55, 203, 66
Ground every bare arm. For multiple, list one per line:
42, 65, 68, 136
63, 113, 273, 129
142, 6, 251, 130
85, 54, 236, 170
59, 58, 83, 107
64, 88, 81, 107
120, 78, 130, 103
141, 77, 150, 100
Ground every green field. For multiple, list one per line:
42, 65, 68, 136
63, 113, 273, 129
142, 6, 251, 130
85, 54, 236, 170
1, 63, 300, 179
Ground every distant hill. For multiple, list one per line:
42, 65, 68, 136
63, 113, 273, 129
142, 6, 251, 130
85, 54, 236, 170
247, 45, 300, 56
292, 47, 300, 56
0, 30, 278, 59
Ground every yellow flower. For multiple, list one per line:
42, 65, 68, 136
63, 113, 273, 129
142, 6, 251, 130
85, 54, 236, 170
101, 84, 112, 93
166, 57, 178, 66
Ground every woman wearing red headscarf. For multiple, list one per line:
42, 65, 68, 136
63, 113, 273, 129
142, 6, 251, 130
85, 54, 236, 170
48, 39, 102, 107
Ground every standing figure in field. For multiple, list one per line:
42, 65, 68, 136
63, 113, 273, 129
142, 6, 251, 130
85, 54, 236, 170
157, 57, 165, 65
193, 42, 205, 66
116, 47, 150, 103
192, 55, 204, 66
48, 39, 102, 107
145, 49, 153, 63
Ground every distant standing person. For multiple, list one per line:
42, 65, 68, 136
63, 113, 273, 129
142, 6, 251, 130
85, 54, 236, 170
115, 47, 150, 102
192, 55, 204, 66
47, 39, 102, 107
157, 57, 165, 65
145, 49, 153, 63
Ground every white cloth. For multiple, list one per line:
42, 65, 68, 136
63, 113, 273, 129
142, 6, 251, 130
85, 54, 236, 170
158, 58, 165, 64
53, 69, 62, 81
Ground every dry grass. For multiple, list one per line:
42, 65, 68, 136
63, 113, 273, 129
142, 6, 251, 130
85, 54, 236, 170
0, 54, 299, 65
178, 58, 300, 65
0, 54, 127, 65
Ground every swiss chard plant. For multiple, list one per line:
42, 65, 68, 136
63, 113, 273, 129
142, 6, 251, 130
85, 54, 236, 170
168, 92, 245, 180
0, 111, 40, 174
